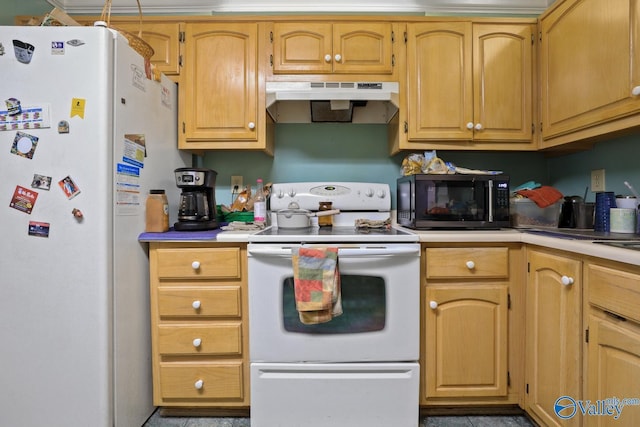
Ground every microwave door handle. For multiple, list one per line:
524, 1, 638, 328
488, 180, 494, 222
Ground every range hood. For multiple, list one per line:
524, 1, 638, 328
266, 81, 399, 123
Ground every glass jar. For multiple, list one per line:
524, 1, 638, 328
318, 201, 333, 227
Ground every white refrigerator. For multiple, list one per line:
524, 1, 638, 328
0, 26, 190, 427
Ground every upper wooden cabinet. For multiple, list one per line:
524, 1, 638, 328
71, 17, 182, 78
179, 22, 273, 153
539, 0, 640, 148
113, 21, 182, 77
270, 22, 395, 75
400, 21, 535, 151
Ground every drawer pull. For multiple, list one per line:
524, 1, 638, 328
194, 379, 204, 390
465, 260, 475, 270
191, 261, 200, 270
192, 300, 201, 310
429, 300, 438, 310
324, 54, 332, 63
632, 85, 640, 96
334, 53, 342, 62
192, 338, 202, 348
466, 122, 474, 130
561, 275, 574, 286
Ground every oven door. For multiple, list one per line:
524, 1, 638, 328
247, 243, 420, 363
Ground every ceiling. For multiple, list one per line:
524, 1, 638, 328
46, 0, 555, 15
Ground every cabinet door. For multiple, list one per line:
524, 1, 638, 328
115, 22, 182, 76
332, 23, 394, 74
406, 22, 473, 141
526, 249, 582, 427
181, 23, 258, 145
540, 0, 640, 141
473, 24, 533, 142
425, 284, 508, 398
271, 23, 333, 74
271, 22, 394, 74
587, 316, 640, 427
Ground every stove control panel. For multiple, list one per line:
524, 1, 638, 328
270, 182, 390, 211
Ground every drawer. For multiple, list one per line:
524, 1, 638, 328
156, 247, 241, 279
158, 324, 242, 356
587, 263, 640, 324
158, 286, 242, 318
159, 362, 244, 400
425, 247, 509, 279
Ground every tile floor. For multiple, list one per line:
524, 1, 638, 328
143, 409, 538, 427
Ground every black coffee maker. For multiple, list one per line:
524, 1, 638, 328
174, 167, 218, 231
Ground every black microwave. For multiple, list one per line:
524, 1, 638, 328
397, 174, 510, 229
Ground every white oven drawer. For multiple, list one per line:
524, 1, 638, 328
250, 362, 419, 427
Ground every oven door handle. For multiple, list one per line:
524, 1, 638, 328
248, 246, 420, 258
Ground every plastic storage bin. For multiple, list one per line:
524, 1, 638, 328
510, 198, 562, 228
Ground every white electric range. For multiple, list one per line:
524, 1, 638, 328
247, 182, 420, 427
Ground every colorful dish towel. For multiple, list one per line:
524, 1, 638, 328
292, 247, 343, 325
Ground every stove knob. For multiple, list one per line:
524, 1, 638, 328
377, 189, 387, 198
287, 189, 297, 198
365, 188, 374, 197
275, 189, 285, 199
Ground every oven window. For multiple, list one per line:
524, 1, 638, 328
416, 179, 487, 222
282, 274, 386, 334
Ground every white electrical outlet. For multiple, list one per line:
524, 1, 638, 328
231, 175, 243, 193
591, 169, 606, 192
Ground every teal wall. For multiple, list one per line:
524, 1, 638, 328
202, 124, 550, 207
547, 134, 640, 202
0, 0, 51, 25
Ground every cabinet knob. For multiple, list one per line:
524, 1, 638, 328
324, 54, 332, 63
466, 122, 474, 130
194, 379, 204, 390
191, 261, 200, 270
193, 338, 202, 348
334, 54, 342, 62
466, 260, 475, 270
192, 300, 201, 310
632, 86, 640, 96
248, 122, 256, 130
561, 275, 574, 286
474, 123, 483, 131
429, 300, 438, 310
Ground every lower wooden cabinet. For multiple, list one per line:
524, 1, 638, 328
585, 260, 640, 427
421, 244, 525, 406
148, 242, 249, 408
525, 248, 582, 426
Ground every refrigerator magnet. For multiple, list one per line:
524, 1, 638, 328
32, 174, 52, 191
28, 221, 50, 238
12, 39, 35, 64
57, 120, 69, 133
70, 98, 85, 119
5, 98, 21, 115
59, 175, 81, 199
9, 185, 38, 214
72, 208, 84, 220
10, 131, 39, 159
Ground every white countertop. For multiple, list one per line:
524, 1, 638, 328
215, 227, 640, 267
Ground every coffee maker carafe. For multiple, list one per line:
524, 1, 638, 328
174, 167, 218, 231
